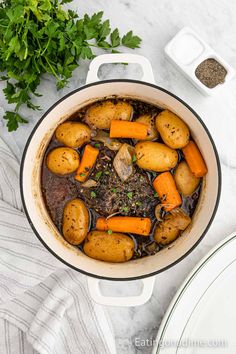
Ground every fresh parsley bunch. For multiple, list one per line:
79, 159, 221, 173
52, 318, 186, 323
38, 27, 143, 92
0, 0, 141, 131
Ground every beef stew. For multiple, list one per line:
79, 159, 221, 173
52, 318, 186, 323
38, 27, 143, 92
41, 98, 206, 262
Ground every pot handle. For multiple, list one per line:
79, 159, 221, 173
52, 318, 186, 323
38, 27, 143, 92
87, 276, 155, 307
86, 53, 155, 84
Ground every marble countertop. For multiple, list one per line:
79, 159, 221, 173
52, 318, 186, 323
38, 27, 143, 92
1, 0, 236, 353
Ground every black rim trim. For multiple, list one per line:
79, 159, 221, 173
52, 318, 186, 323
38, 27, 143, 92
19, 79, 222, 281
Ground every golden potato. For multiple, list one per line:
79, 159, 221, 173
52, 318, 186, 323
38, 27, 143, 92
136, 114, 158, 141
83, 231, 134, 262
154, 209, 191, 245
156, 110, 190, 149
55, 122, 91, 148
85, 100, 133, 129
62, 199, 89, 245
154, 219, 180, 245
135, 141, 178, 172
46, 147, 80, 175
174, 161, 200, 196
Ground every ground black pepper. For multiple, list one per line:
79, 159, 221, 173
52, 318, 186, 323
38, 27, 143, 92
195, 58, 227, 88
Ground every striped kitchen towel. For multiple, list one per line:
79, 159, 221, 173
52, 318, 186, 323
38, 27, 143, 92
0, 137, 116, 354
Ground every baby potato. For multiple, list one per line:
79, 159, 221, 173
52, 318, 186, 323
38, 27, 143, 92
85, 100, 133, 129
156, 110, 190, 149
136, 114, 158, 141
154, 218, 180, 245
135, 141, 178, 172
62, 199, 89, 245
83, 231, 134, 262
174, 161, 201, 196
46, 147, 80, 175
55, 122, 91, 148
154, 209, 191, 245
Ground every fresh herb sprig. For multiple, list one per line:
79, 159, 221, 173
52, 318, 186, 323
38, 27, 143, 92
0, 0, 141, 131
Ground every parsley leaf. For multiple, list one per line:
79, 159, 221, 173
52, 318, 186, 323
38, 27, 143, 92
99, 19, 111, 40
122, 31, 141, 49
0, 0, 142, 131
110, 28, 121, 48
61, 0, 73, 4
3, 111, 27, 132
95, 171, 102, 180
127, 192, 133, 200
121, 206, 129, 213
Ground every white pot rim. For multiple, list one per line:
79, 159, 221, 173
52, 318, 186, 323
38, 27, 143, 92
19, 79, 222, 281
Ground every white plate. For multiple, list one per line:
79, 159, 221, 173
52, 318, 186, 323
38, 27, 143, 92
153, 232, 236, 354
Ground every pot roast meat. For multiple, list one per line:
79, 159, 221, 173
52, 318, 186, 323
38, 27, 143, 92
76, 146, 157, 217
41, 172, 77, 229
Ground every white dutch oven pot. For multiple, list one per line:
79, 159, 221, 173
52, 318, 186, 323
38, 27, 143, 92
20, 54, 221, 306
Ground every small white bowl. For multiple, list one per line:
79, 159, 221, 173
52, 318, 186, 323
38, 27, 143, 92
165, 27, 235, 96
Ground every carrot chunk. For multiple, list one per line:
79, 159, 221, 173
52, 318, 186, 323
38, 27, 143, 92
96, 216, 151, 236
110, 120, 148, 139
75, 144, 99, 182
182, 141, 207, 177
153, 172, 182, 212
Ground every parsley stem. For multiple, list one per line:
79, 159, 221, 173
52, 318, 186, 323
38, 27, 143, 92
44, 57, 60, 80
41, 38, 51, 56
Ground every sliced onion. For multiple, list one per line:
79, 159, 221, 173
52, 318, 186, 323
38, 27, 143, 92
81, 179, 97, 188
155, 204, 165, 221
168, 208, 191, 230
92, 130, 122, 151
106, 211, 121, 220
155, 205, 191, 231
155, 203, 178, 221
113, 143, 135, 182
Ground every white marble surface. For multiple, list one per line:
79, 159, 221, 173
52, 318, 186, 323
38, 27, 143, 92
1, 0, 236, 353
